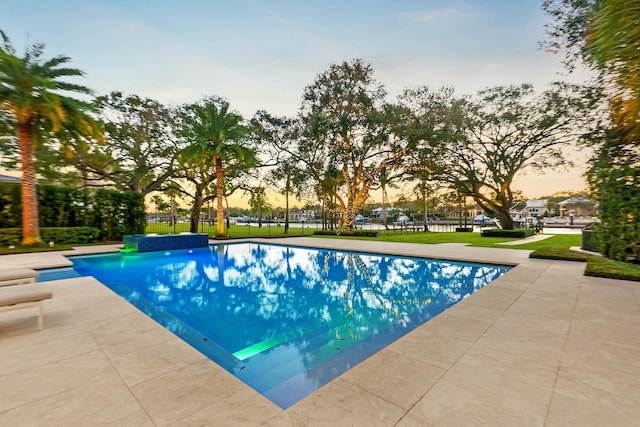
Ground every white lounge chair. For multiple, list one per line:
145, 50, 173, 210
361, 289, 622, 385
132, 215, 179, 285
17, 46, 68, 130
0, 268, 40, 287
0, 285, 53, 331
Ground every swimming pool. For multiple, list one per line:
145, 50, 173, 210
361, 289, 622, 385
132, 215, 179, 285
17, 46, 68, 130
71, 242, 510, 408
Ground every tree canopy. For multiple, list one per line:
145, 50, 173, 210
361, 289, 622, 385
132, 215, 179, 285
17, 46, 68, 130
180, 97, 257, 236
299, 59, 408, 232
87, 92, 181, 194
0, 30, 101, 244
544, 0, 640, 141
405, 83, 598, 229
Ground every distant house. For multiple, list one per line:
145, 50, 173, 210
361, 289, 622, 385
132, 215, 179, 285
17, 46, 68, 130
370, 207, 403, 219
289, 210, 318, 221
558, 197, 597, 217
508, 200, 549, 226
526, 199, 549, 217
0, 173, 21, 183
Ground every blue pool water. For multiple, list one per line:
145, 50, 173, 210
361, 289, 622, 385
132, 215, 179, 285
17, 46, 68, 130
36, 267, 83, 282
71, 243, 510, 408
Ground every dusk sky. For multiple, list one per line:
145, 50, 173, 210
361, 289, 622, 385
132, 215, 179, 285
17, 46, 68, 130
4, 0, 592, 200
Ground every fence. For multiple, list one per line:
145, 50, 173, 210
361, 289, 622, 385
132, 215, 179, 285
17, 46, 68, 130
144, 218, 486, 238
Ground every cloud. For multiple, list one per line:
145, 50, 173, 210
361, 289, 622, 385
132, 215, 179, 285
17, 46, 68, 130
397, 3, 477, 26
399, 8, 465, 24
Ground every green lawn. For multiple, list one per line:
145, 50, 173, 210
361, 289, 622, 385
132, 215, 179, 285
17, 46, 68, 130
145, 223, 316, 238
314, 230, 582, 250
585, 256, 640, 282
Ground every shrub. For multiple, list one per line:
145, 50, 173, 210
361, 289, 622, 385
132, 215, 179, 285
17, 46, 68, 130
0, 228, 22, 246
41, 227, 101, 244
481, 228, 535, 238
455, 227, 473, 233
594, 166, 639, 262
0, 227, 100, 246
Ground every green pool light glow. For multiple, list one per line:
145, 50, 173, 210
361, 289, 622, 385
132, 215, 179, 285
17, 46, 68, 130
233, 333, 292, 361
120, 247, 137, 253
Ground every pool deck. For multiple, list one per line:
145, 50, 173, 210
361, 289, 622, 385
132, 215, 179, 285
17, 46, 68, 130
1, 238, 639, 426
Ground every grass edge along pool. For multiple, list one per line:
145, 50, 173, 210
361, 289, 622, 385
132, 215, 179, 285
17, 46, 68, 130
71, 243, 511, 409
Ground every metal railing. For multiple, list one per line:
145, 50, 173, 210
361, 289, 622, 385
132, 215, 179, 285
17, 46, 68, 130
144, 217, 488, 238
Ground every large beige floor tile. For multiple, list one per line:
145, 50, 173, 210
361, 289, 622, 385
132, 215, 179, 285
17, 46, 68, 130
499, 262, 549, 284
562, 337, 640, 376
441, 297, 506, 321
444, 349, 558, 392
554, 359, 640, 409
86, 310, 163, 339
463, 285, 523, 311
132, 359, 247, 427
418, 312, 494, 342
577, 281, 639, 304
110, 338, 206, 386
387, 326, 473, 370
398, 377, 547, 427
488, 278, 532, 291
538, 261, 585, 280
0, 376, 152, 426
0, 331, 99, 375
499, 291, 577, 323
545, 391, 640, 427
479, 318, 569, 356
0, 351, 117, 412
170, 386, 280, 427
93, 317, 177, 359
259, 411, 296, 427
340, 348, 445, 409
285, 378, 405, 427
569, 318, 640, 348
67, 298, 138, 323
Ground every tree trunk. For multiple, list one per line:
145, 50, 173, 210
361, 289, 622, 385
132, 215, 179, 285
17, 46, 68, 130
18, 122, 42, 245
497, 208, 515, 230
215, 154, 225, 237
381, 187, 389, 230
225, 196, 230, 229
284, 175, 290, 234
422, 189, 429, 232
190, 191, 203, 233
257, 203, 262, 227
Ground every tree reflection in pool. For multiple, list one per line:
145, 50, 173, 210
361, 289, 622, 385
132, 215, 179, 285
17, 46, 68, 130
71, 243, 511, 408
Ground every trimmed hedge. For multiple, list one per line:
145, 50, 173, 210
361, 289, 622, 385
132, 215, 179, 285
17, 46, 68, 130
0, 182, 145, 241
594, 166, 639, 262
313, 229, 378, 237
529, 247, 590, 262
585, 256, 640, 282
481, 228, 535, 238
455, 227, 473, 232
92, 189, 146, 241
0, 227, 101, 246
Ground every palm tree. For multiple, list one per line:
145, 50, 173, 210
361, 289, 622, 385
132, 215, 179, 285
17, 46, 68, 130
181, 98, 256, 237
0, 31, 99, 244
248, 185, 269, 227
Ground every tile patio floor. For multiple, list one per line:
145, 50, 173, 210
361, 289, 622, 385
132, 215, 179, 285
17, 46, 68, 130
1, 237, 639, 426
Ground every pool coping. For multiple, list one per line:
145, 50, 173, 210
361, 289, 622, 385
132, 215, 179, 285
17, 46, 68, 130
1, 238, 639, 426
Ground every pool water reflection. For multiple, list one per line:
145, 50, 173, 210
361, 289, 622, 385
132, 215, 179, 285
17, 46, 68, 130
71, 243, 510, 408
